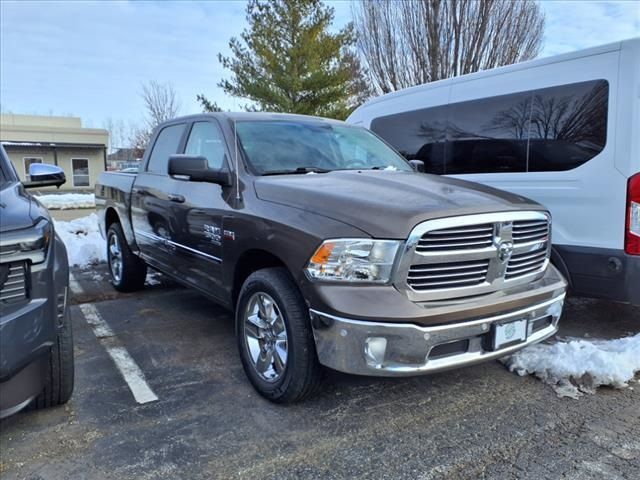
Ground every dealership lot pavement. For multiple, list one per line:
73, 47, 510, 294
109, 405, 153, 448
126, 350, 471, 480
1, 266, 639, 480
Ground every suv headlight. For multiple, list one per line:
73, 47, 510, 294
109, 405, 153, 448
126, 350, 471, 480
306, 239, 401, 283
0, 219, 52, 264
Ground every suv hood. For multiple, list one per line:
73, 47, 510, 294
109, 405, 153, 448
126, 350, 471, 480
0, 183, 41, 233
254, 170, 543, 238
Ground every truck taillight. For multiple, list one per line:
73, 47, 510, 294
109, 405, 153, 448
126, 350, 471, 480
626, 172, 640, 255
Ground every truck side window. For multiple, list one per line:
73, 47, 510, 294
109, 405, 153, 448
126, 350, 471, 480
185, 122, 226, 170
146, 124, 185, 174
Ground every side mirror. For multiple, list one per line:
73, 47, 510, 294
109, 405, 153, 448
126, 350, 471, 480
169, 154, 232, 186
24, 163, 66, 189
409, 160, 425, 173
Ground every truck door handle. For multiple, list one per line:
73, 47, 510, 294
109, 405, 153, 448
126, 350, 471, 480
168, 194, 185, 203
133, 187, 149, 196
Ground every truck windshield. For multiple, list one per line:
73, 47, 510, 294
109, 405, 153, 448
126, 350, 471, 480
235, 121, 413, 175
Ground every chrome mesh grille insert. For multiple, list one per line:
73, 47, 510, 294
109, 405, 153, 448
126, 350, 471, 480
417, 224, 493, 252
0, 262, 29, 304
512, 219, 549, 244
506, 246, 547, 279
408, 260, 489, 290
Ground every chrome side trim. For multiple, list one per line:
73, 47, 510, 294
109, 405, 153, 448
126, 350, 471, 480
394, 211, 551, 301
310, 292, 565, 377
136, 230, 222, 264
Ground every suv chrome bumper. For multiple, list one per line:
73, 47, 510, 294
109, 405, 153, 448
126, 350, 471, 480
310, 293, 565, 376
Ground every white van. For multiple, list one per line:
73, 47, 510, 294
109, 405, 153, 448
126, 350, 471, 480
348, 38, 640, 305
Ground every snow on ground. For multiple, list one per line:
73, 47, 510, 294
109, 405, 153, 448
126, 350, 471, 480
36, 193, 95, 210
54, 213, 105, 268
145, 271, 162, 286
503, 334, 640, 399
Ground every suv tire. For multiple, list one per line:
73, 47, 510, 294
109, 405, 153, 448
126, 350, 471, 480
236, 267, 324, 403
107, 222, 147, 292
32, 307, 74, 409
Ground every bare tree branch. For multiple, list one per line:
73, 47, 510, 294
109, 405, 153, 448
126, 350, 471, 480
352, 0, 545, 94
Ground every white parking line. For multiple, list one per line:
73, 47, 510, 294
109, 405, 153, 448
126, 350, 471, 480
71, 274, 158, 405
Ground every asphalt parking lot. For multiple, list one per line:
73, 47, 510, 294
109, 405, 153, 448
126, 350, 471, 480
1, 266, 639, 480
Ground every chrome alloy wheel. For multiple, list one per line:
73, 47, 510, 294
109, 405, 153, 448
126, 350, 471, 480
108, 231, 123, 283
243, 292, 288, 382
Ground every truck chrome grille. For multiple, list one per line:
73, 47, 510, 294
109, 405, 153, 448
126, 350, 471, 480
416, 224, 494, 252
0, 262, 29, 305
506, 246, 547, 279
512, 219, 549, 244
407, 260, 489, 290
395, 212, 551, 301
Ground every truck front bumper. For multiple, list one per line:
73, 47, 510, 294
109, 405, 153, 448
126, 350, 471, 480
309, 270, 566, 377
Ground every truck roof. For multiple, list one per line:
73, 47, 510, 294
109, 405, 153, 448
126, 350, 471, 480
162, 111, 349, 126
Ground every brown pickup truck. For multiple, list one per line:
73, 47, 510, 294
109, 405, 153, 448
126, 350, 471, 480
95, 113, 567, 403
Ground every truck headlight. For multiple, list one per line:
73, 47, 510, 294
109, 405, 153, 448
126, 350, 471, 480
306, 239, 400, 283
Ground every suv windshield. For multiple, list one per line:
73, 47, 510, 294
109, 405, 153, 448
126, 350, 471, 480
235, 121, 412, 175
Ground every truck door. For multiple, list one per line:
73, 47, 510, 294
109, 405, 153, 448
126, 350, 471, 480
165, 120, 231, 301
130, 122, 187, 277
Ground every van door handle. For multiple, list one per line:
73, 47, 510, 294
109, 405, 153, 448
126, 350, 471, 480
168, 194, 185, 203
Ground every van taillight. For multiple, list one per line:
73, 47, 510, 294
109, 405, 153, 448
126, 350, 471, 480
626, 172, 640, 255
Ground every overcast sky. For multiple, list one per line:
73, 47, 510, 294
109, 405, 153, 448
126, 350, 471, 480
1, 0, 638, 132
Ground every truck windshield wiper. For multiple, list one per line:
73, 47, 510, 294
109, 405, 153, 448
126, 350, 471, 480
262, 167, 332, 176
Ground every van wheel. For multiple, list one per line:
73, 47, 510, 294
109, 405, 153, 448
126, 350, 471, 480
236, 268, 324, 403
32, 307, 74, 409
107, 223, 147, 292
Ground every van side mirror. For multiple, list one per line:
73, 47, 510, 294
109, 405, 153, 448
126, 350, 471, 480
409, 160, 425, 173
169, 154, 231, 186
24, 163, 66, 189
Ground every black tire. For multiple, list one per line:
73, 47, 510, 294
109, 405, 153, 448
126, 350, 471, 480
107, 222, 147, 292
236, 267, 324, 403
32, 307, 74, 409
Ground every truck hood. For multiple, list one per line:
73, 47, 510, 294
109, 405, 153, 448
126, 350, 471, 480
254, 170, 544, 238
0, 183, 42, 233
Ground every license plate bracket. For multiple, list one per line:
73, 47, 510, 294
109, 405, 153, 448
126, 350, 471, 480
491, 318, 528, 351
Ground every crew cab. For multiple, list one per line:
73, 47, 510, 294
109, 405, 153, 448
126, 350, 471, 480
95, 113, 567, 403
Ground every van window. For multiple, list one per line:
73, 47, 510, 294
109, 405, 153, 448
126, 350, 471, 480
527, 80, 608, 171
368, 104, 449, 174
146, 124, 185, 174
447, 91, 531, 174
370, 79, 609, 174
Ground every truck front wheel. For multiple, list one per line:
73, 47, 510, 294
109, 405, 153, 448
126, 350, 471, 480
236, 268, 324, 403
107, 223, 147, 292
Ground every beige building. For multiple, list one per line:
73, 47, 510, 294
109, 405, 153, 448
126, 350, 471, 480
0, 114, 108, 191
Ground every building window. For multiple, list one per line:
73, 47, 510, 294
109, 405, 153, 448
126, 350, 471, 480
23, 157, 43, 179
71, 158, 90, 186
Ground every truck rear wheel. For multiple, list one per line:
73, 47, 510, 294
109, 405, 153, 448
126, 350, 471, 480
236, 268, 324, 403
107, 223, 147, 292
31, 307, 74, 410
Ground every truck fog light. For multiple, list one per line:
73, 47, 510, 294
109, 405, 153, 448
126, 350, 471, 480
364, 337, 387, 368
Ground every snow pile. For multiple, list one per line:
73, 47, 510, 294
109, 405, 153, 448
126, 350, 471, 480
54, 213, 105, 267
36, 193, 95, 210
503, 334, 640, 399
